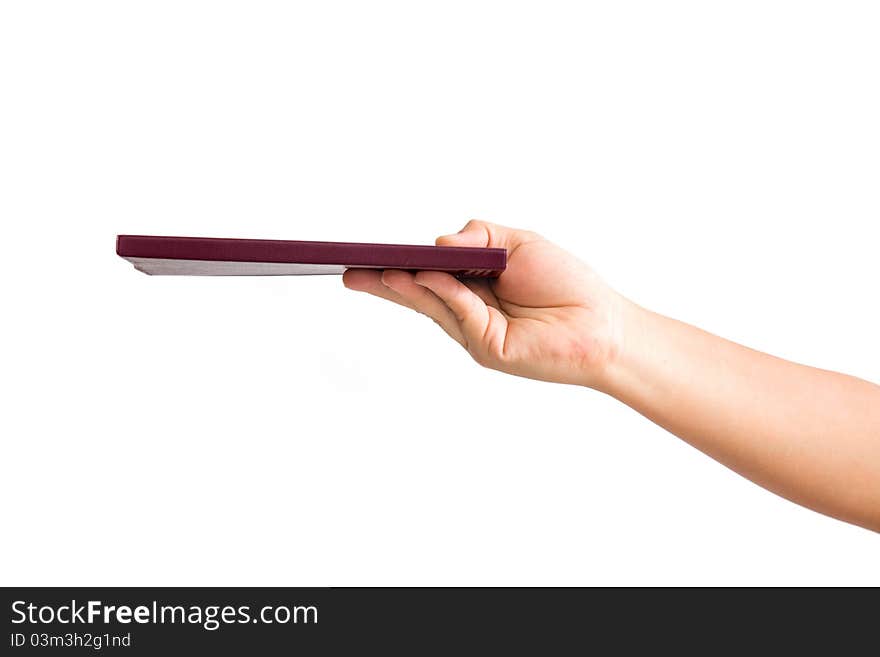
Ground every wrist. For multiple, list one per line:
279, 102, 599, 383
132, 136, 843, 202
589, 294, 655, 398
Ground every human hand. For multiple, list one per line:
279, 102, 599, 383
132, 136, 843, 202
344, 220, 880, 531
342, 220, 629, 389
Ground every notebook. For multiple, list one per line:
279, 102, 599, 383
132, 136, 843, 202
117, 235, 507, 277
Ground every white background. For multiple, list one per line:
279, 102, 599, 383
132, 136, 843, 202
1, 1, 878, 585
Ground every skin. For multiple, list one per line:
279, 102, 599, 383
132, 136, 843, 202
343, 220, 880, 532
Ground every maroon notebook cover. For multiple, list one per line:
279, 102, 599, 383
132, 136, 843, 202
117, 235, 507, 277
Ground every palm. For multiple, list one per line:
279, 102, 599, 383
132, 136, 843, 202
468, 239, 618, 385
343, 221, 621, 387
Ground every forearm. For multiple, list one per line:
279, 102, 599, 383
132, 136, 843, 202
599, 301, 880, 531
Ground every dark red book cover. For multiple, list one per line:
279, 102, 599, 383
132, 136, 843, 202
117, 235, 507, 277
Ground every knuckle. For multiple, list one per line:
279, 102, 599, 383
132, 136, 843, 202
520, 229, 543, 242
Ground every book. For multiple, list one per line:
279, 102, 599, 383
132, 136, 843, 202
117, 235, 507, 277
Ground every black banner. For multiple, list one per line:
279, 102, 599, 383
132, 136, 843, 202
1, 587, 872, 653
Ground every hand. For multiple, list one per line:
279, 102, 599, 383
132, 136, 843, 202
342, 220, 628, 389
344, 219, 880, 531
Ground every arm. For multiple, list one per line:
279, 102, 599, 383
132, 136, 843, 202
343, 220, 880, 531
609, 304, 880, 531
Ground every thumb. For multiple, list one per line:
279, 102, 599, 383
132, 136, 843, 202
435, 219, 541, 251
